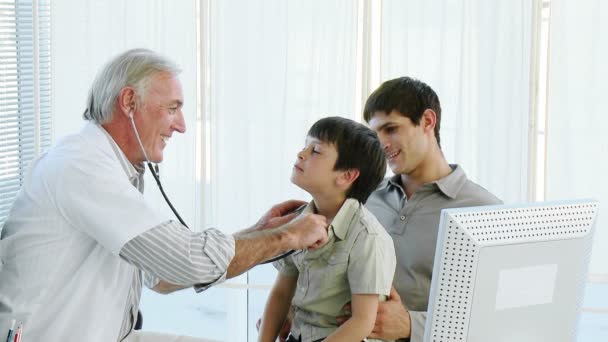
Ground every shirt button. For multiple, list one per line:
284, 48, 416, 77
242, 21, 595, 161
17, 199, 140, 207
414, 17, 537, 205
400, 215, 406, 221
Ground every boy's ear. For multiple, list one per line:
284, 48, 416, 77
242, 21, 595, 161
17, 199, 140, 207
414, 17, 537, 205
337, 168, 360, 188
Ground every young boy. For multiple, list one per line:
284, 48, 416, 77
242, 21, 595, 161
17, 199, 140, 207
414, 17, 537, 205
258, 117, 396, 342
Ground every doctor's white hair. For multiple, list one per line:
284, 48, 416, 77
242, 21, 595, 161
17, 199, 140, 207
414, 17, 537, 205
83, 48, 181, 124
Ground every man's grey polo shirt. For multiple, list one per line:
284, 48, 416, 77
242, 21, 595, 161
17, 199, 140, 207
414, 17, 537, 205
365, 164, 501, 342
274, 198, 396, 342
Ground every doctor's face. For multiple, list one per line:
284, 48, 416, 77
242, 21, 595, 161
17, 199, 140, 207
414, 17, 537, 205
134, 72, 185, 163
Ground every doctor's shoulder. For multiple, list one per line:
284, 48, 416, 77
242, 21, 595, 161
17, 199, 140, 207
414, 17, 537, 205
35, 130, 124, 191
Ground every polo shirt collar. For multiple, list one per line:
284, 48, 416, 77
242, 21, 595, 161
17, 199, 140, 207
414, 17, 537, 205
383, 164, 468, 199
433, 164, 467, 199
386, 173, 402, 190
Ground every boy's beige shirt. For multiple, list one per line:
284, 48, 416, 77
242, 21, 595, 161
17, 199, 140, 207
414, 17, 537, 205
274, 198, 396, 342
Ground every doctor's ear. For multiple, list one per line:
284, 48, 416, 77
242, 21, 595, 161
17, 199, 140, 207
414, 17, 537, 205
117, 87, 138, 119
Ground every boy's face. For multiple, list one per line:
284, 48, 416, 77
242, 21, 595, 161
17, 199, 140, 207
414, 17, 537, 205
368, 110, 429, 176
291, 136, 343, 196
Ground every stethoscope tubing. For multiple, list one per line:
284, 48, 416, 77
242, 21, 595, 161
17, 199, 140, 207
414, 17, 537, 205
129, 113, 292, 263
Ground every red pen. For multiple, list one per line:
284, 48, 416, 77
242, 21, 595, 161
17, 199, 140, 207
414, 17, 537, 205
16, 324, 22, 342
12, 323, 21, 342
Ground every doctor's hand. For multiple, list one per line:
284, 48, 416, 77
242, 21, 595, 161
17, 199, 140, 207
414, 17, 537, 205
284, 213, 328, 250
337, 287, 411, 340
255, 199, 307, 231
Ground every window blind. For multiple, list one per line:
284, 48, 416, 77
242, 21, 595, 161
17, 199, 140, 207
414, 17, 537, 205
0, 0, 51, 231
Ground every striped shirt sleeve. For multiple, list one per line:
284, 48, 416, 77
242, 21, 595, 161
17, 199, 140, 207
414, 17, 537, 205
120, 220, 235, 288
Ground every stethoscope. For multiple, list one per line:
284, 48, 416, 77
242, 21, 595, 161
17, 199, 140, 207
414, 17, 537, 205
129, 112, 188, 228
128, 112, 292, 263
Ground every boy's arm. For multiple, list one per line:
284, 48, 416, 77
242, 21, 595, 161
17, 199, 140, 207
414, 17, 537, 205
324, 294, 378, 342
369, 287, 412, 340
258, 274, 298, 342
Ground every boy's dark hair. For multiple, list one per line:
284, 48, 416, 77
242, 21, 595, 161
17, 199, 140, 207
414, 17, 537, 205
363, 76, 442, 147
307, 116, 386, 204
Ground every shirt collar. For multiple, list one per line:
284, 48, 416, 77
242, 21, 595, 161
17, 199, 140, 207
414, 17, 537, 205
383, 164, 468, 199
301, 198, 359, 241
386, 173, 402, 190
95, 123, 144, 182
433, 164, 467, 199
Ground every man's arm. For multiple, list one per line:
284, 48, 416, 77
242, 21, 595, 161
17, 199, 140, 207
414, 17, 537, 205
121, 200, 327, 294
325, 294, 379, 342
227, 212, 327, 278
152, 280, 187, 294
151, 212, 327, 294
258, 274, 297, 342
120, 221, 234, 292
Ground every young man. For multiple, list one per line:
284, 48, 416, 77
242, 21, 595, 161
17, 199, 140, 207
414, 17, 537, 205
258, 117, 397, 342
359, 77, 502, 341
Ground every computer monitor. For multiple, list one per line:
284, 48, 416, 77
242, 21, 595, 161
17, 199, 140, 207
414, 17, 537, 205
424, 199, 598, 342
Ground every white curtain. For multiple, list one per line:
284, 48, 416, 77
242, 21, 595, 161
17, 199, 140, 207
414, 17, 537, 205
545, 0, 608, 274
204, 1, 360, 340
380, 0, 534, 204
204, 0, 359, 233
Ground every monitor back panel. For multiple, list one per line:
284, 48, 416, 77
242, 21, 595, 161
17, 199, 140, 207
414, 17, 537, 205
424, 200, 598, 342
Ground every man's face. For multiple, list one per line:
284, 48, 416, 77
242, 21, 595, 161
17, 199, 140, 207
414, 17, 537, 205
134, 72, 185, 163
368, 110, 428, 176
291, 136, 342, 196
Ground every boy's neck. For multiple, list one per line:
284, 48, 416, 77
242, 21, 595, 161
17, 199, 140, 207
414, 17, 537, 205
311, 193, 347, 224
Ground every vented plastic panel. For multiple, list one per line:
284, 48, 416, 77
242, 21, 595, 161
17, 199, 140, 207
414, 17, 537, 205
453, 203, 597, 245
426, 201, 598, 342
428, 218, 480, 341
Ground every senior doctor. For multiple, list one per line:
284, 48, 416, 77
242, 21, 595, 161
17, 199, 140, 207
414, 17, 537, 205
0, 49, 328, 342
